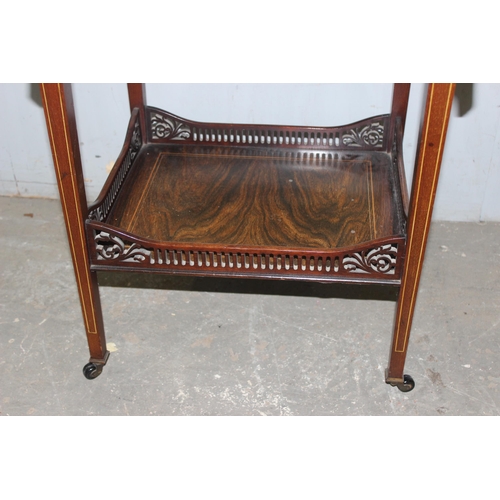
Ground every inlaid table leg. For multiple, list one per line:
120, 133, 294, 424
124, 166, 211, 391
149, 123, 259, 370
386, 83, 455, 392
40, 83, 109, 379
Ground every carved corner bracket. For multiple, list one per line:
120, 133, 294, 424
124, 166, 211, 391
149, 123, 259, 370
150, 113, 191, 140
95, 231, 151, 262
342, 121, 385, 148
342, 244, 398, 274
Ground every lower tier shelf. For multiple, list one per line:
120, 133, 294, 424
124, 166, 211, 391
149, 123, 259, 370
111, 144, 402, 248
87, 141, 406, 284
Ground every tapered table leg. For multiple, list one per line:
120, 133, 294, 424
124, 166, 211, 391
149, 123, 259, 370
40, 84, 109, 376
386, 83, 455, 391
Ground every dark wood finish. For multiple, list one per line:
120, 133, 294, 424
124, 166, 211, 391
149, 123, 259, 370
42, 82, 454, 390
393, 118, 410, 217
87, 222, 404, 284
85, 106, 407, 285
127, 83, 147, 138
146, 106, 391, 151
386, 83, 455, 384
127, 83, 147, 112
40, 83, 109, 366
109, 146, 401, 248
88, 108, 143, 223
388, 84, 411, 218
390, 83, 411, 136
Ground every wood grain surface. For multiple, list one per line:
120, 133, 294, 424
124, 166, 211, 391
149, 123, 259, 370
108, 145, 402, 250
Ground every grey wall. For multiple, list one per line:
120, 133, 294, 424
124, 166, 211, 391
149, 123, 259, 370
1, 83, 499, 221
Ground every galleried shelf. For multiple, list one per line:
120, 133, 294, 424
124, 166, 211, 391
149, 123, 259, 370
41, 83, 455, 392
87, 106, 407, 284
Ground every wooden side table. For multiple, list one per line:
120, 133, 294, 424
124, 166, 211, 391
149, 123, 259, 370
40, 83, 455, 392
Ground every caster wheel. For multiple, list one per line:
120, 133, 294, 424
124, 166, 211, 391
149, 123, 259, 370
83, 362, 103, 380
395, 374, 415, 393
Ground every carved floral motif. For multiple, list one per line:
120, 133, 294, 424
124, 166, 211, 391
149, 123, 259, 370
151, 113, 191, 140
92, 233, 398, 277
95, 232, 151, 262
342, 244, 397, 274
342, 122, 384, 148
91, 230, 401, 280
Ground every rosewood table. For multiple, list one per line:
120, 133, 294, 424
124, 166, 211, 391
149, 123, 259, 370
40, 83, 455, 392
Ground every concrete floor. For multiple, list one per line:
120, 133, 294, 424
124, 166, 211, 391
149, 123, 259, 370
1, 195, 500, 416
